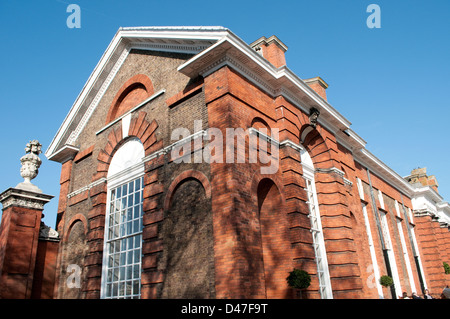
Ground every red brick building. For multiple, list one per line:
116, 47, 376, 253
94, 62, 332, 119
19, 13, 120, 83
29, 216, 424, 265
3, 26, 449, 299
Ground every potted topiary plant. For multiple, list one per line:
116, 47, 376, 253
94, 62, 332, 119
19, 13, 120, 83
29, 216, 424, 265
443, 262, 450, 275
287, 268, 311, 299
379, 275, 394, 288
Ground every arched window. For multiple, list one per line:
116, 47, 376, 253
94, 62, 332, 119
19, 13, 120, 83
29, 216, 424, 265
300, 148, 333, 299
101, 138, 145, 299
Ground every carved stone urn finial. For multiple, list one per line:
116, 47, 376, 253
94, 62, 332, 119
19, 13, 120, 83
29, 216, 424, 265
16, 140, 43, 193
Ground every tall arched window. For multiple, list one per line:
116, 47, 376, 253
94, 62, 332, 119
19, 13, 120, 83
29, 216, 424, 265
300, 148, 333, 299
101, 138, 145, 299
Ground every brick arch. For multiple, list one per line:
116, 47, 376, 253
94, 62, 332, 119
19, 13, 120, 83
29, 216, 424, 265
257, 178, 283, 214
299, 124, 333, 168
164, 169, 212, 212
105, 74, 155, 124
160, 170, 215, 298
251, 117, 271, 134
93, 111, 163, 182
248, 172, 286, 207
63, 213, 88, 243
253, 175, 293, 298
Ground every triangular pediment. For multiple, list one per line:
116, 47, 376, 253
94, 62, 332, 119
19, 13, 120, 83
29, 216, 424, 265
45, 26, 230, 162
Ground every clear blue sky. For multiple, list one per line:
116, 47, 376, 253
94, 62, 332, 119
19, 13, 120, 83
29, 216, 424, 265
0, 0, 449, 228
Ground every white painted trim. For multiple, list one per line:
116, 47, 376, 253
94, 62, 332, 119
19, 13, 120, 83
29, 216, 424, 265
408, 225, 427, 291
380, 211, 403, 297
95, 89, 165, 136
122, 113, 132, 138
378, 190, 385, 210
397, 219, 417, 294
408, 207, 414, 225
46, 29, 127, 158
46, 144, 80, 163
356, 178, 365, 201
67, 178, 106, 199
301, 148, 333, 299
178, 34, 352, 132
279, 139, 304, 152
354, 148, 415, 197
362, 203, 384, 299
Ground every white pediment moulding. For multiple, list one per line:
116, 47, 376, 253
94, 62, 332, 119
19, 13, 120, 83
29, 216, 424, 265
66, 45, 130, 147
44, 144, 80, 163
45, 27, 228, 160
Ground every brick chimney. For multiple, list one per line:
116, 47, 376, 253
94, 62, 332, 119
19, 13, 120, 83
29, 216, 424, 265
251, 35, 288, 68
304, 76, 329, 101
406, 167, 439, 193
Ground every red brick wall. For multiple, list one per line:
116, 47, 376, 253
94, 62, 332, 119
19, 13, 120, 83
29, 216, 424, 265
258, 178, 294, 298
50, 47, 450, 300
204, 65, 368, 298
414, 214, 448, 295
105, 74, 155, 124
261, 41, 286, 68
31, 240, 59, 299
352, 161, 425, 297
0, 206, 42, 299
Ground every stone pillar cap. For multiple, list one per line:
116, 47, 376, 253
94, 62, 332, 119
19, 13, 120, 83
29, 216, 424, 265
0, 187, 53, 210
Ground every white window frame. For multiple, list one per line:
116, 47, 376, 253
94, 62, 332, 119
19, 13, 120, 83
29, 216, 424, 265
408, 224, 427, 291
100, 138, 145, 299
380, 211, 402, 297
408, 207, 414, 224
361, 203, 384, 298
356, 178, 365, 201
378, 190, 385, 210
301, 148, 333, 299
396, 218, 417, 293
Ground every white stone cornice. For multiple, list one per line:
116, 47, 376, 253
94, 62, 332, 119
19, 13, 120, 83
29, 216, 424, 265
315, 167, 353, 186
178, 34, 352, 133
279, 139, 304, 152
46, 144, 80, 163
354, 148, 415, 197
0, 188, 53, 210
411, 184, 450, 224
67, 178, 106, 199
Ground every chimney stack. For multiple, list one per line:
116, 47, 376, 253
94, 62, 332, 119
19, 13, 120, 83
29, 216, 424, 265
304, 76, 329, 101
251, 35, 288, 68
406, 167, 439, 193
